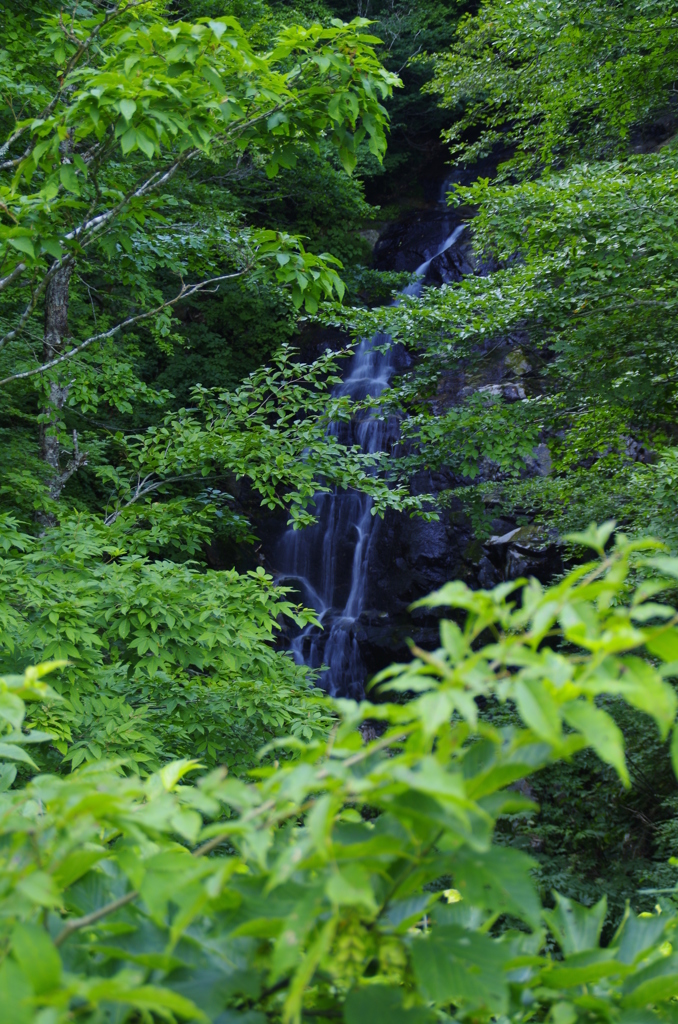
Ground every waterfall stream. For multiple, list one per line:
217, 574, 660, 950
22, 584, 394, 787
274, 195, 467, 697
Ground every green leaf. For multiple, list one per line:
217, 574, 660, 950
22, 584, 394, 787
643, 557, 678, 580
622, 954, 678, 1007
40, 238, 63, 259
12, 923, 62, 995
646, 628, 678, 662
344, 986, 433, 1023
7, 237, 35, 259
565, 521, 616, 554
543, 893, 607, 955
0, 743, 36, 767
0, 691, 24, 730
201, 66, 224, 94
452, 846, 541, 928
440, 619, 465, 660
562, 700, 629, 785
52, 849, 108, 889
0, 959, 32, 1024
325, 864, 378, 911
16, 871, 61, 908
120, 128, 137, 155
513, 678, 561, 744
619, 657, 677, 737
115, 984, 209, 1020
120, 98, 137, 122
548, 949, 622, 987
136, 129, 155, 159
410, 925, 509, 1012
338, 146, 357, 174
59, 163, 80, 195
615, 911, 668, 965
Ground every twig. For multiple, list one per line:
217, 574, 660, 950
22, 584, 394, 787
53, 789, 274, 947
103, 473, 203, 525
0, 268, 250, 387
54, 890, 138, 947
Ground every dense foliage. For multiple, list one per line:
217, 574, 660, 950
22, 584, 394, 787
4, 531, 678, 1023
0, 0, 433, 775
312, 0, 678, 962
3, 1, 678, 1021
342, 0, 678, 542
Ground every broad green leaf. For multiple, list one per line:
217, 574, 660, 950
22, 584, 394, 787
121, 128, 137, 155
325, 864, 377, 911
643, 557, 678, 581
615, 911, 668, 965
344, 986, 433, 1023
120, 98, 137, 122
547, 948, 623, 987
7, 236, 35, 258
452, 846, 541, 928
16, 871, 62, 908
59, 163, 80, 195
410, 925, 509, 1012
440, 619, 465, 660
0, 691, 24, 730
646, 628, 678, 662
622, 953, 678, 1007
52, 849, 109, 889
0, 743, 37, 767
0, 960, 32, 1024
565, 521, 616, 554
619, 657, 677, 737
513, 678, 561, 744
562, 701, 628, 785
40, 238, 63, 259
12, 923, 62, 995
136, 129, 155, 159
543, 893, 607, 955
111, 984, 208, 1020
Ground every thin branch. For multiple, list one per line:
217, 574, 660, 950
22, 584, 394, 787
54, 786, 270, 948
103, 473, 203, 525
69, 152, 195, 249
0, 127, 28, 167
192, 799, 277, 857
0, 267, 250, 387
52, 430, 88, 497
0, 257, 73, 350
573, 298, 672, 317
0, 262, 27, 295
0, 3, 141, 171
54, 890, 138, 946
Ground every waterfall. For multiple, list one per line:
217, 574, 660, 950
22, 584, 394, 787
274, 199, 467, 697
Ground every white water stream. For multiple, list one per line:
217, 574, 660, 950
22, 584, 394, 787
274, 208, 467, 696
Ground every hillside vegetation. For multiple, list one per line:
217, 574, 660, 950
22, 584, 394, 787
2, 1, 678, 1022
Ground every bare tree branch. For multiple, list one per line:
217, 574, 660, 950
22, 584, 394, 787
0, 267, 251, 387
54, 890, 139, 947
0, 262, 28, 294
0, 258, 74, 350
104, 473, 204, 525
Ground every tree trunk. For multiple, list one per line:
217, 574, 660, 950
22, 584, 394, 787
40, 263, 86, 514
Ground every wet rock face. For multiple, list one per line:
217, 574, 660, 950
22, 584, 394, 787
373, 208, 475, 284
425, 243, 475, 285
373, 209, 453, 273
477, 524, 563, 589
254, 174, 563, 693
354, 499, 477, 675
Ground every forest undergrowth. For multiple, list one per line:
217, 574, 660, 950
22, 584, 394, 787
2, 1, 678, 1021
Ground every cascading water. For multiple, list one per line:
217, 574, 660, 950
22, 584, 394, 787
274, 197, 467, 697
